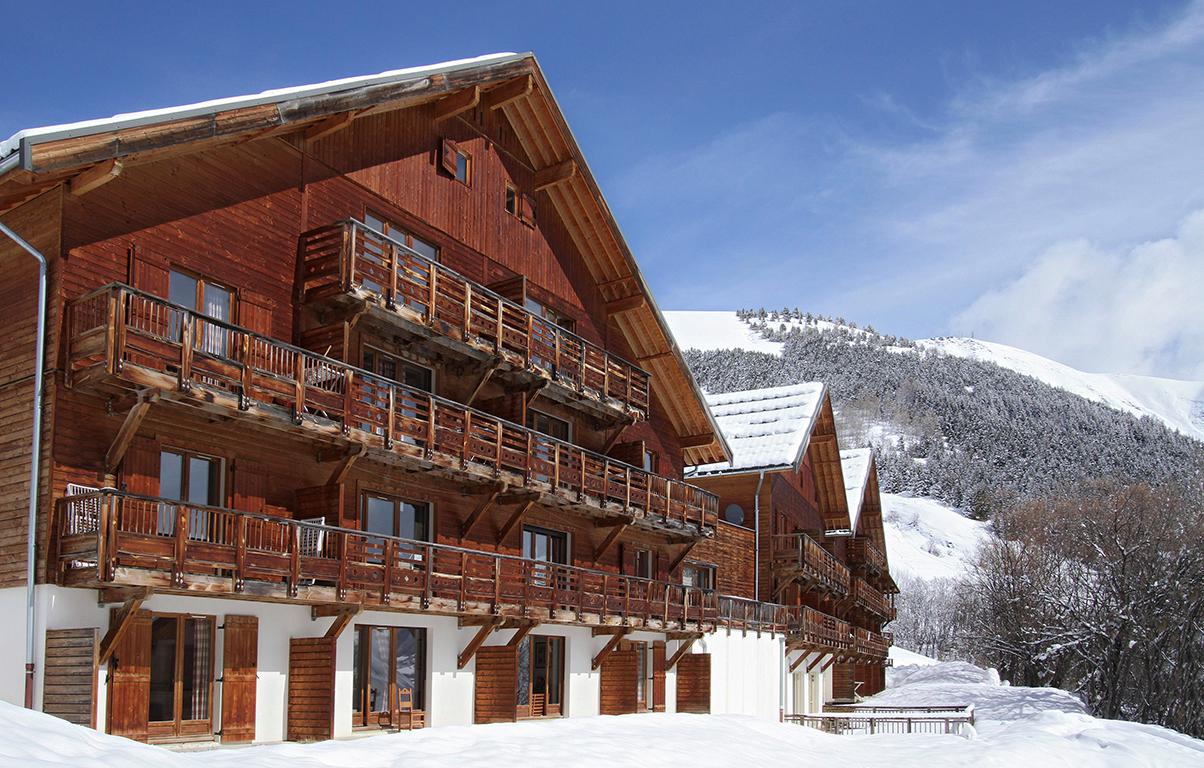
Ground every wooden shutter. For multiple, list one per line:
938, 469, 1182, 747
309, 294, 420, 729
652, 640, 666, 712
287, 637, 335, 741
107, 610, 152, 741
219, 615, 258, 743
599, 649, 638, 715
675, 653, 711, 714
131, 253, 170, 298
122, 436, 160, 496
231, 458, 268, 514
520, 193, 536, 226
831, 662, 855, 701
609, 441, 645, 468
440, 138, 460, 176
655, 550, 671, 582
238, 293, 274, 338
43, 628, 99, 727
473, 645, 517, 724
619, 543, 636, 576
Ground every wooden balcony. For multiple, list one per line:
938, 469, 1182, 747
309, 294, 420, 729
851, 578, 896, 623
52, 490, 717, 631
852, 627, 891, 659
848, 538, 887, 576
791, 606, 853, 652
298, 221, 651, 421
65, 284, 717, 536
771, 532, 850, 597
717, 595, 799, 634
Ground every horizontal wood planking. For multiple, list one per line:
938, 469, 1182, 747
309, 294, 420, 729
42, 628, 98, 727
675, 652, 711, 714
473, 645, 517, 724
287, 637, 335, 741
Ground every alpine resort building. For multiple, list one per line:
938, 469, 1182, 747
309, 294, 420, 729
0, 52, 894, 744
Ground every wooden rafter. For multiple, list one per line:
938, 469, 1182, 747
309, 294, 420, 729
98, 589, 151, 665
434, 86, 481, 122
820, 655, 841, 673
592, 522, 629, 563
482, 74, 533, 111
666, 634, 702, 670
69, 159, 123, 196
497, 499, 536, 543
604, 294, 646, 316
105, 389, 159, 473
533, 159, 577, 192
304, 111, 358, 143
636, 350, 674, 365
591, 628, 631, 670
326, 443, 366, 485
458, 620, 501, 669
678, 433, 718, 450
460, 484, 504, 539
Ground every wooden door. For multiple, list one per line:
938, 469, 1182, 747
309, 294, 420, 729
600, 649, 638, 715
147, 614, 216, 741
474, 645, 516, 724
107, 610, 152, 741
675, 653, 711, 714
43, 628, 99, 728
219, 616, 258, 743
832, 661, 855, 702
651, 641, 666, 712
287, 637, 335, 741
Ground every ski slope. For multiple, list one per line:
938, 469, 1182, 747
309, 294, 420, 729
663, 310, 1204, 442
880, 493, 989, 581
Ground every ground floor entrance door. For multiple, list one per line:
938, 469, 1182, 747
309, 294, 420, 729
146, 614, 216, 741
675, 652, 711, 714
518, 635, 564, 718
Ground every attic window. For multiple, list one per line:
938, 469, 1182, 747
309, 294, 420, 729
505, 184, 518, 216
724, 504, 746, 526
440, 138, 471, 185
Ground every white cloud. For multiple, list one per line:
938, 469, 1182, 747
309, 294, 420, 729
953, 209, 1204, 380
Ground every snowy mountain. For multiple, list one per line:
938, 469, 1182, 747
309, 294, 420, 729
666, 311, 1204, 443
879, 493, 989, 581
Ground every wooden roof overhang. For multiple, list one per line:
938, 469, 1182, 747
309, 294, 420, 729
0, 53, 730, 467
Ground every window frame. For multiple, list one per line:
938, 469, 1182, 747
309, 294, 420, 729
504, 182, 519, 217
526, 408, 572, 443
363, 209, 440, 264
362, 345, 435, 393
351, 624, 428, 729
158, 447, 225, 507
681, 560, 717, 591
632, 548, 653, 580
359, 490, 433, 543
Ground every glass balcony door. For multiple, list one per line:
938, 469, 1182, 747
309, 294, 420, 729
147, 614, 215, 741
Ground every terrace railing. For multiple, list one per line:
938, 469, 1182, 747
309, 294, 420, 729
792, 605, 853, 651
786, 705, 975, 736
65, 284, 717, 532
849, 538, 887, 574
852, 577, 896, 622
53, 490, 717, 630
298, 220, 651, 418
772, 532, 851, 595
853, 627, 891, 659
717, 595, 798, 634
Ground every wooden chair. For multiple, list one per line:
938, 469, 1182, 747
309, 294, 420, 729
398, 687, 426, 730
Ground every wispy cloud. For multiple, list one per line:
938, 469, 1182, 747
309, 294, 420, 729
623, 0, 1204, 379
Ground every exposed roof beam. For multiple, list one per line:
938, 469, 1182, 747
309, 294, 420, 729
69, 159, 122, 196
482, 74, 534, 111
434, 85, 481, 122
605, 294, 646, 316
304, 111, 359, 143
678, 433, 717, 450
533, 159, 577, 192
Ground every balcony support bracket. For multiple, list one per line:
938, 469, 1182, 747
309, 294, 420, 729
326, 443, 366, 486
464, 357, 502, 406
496, 499, 536, 544
807, 653, 830, 673
591, 628, 631, 670
789, 651, 812, 674
458, 619, 503, 669
316, 605, 361, 639
592, 521, 630, 564
98, 588, 152, 665
104, 388, 160, 474
820, 655, 841, 674
665, 539, 701, 575
666, 633, 703, 671
460, 483, 505, 540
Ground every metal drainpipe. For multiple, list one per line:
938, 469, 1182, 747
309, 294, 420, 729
753, 470, 766, 599
0, 221, 49, 710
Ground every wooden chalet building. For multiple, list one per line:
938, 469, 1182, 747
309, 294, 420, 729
684, 384, 896, 713
0, 52, 896, 745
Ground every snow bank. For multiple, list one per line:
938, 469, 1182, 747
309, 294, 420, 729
5, 678, 1204, 768
888, 646, 940, 669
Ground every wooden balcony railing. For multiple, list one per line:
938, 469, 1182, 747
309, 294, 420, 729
848, 538, 887, 574
65, 284, 717, 533
772, 532, 850, 595
852, 577, 896, 622
53, 491, 717, 630
853, 627, 890, 659
792, 605, 853, 651
717, 595, 799, 634
298, 220, 651, 418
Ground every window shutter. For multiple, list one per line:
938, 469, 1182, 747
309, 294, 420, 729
654, 550, 671, 582
652, 640, 666, 712
122, 436, 160, 496
107, 610, 152, 742
220, 615, 258, 743
608, 441, 645, 468
238, 292, 274, 338
131, 253, 170, 298
440, 138, 460, 176
231, 459, 268, 514
520, 193, 536, 225
619, 543, 636, 576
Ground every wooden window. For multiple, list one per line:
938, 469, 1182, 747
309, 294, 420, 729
352, 625, 427, 729
636, 643, 655, 711
361, 492, 430, 542
147, 613, 216, 741
642, 449, 658, 474
168, 269, 233, 357
158, 448, 223, 537
633, 548, 652, 580
682, 561, 716, 591
363, 211, 439, 263
523, 296, 575, 333
363, 347, 433, 392
526, 409, 571, 442
440, 138, 471, 185
505, 183, 518, 216
517, 635, 564, 718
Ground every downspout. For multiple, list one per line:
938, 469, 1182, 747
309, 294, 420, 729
0, 220, 49, 710
753, 470, 766, 600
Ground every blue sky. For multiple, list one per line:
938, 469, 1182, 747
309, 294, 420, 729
4, 0, 1202, 379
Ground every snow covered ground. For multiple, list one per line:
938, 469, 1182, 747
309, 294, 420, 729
7, 659, 1203, 767
880, 493, 990, 581
663, 310, 1204, 443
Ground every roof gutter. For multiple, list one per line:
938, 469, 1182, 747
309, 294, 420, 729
0, 220, 49, 710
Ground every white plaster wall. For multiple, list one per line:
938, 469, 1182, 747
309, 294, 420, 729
695, 629, 783, 720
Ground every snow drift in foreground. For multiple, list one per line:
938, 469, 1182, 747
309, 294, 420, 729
663, 310, 1204, 442
6, 661, 1204, 767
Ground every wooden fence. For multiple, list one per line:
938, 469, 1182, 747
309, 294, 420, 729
787, 705, 975, 736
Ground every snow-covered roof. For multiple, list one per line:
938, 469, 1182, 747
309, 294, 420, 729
0, 52, 527, 166
840, 448, 873, 533
686, 383, 826, 476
